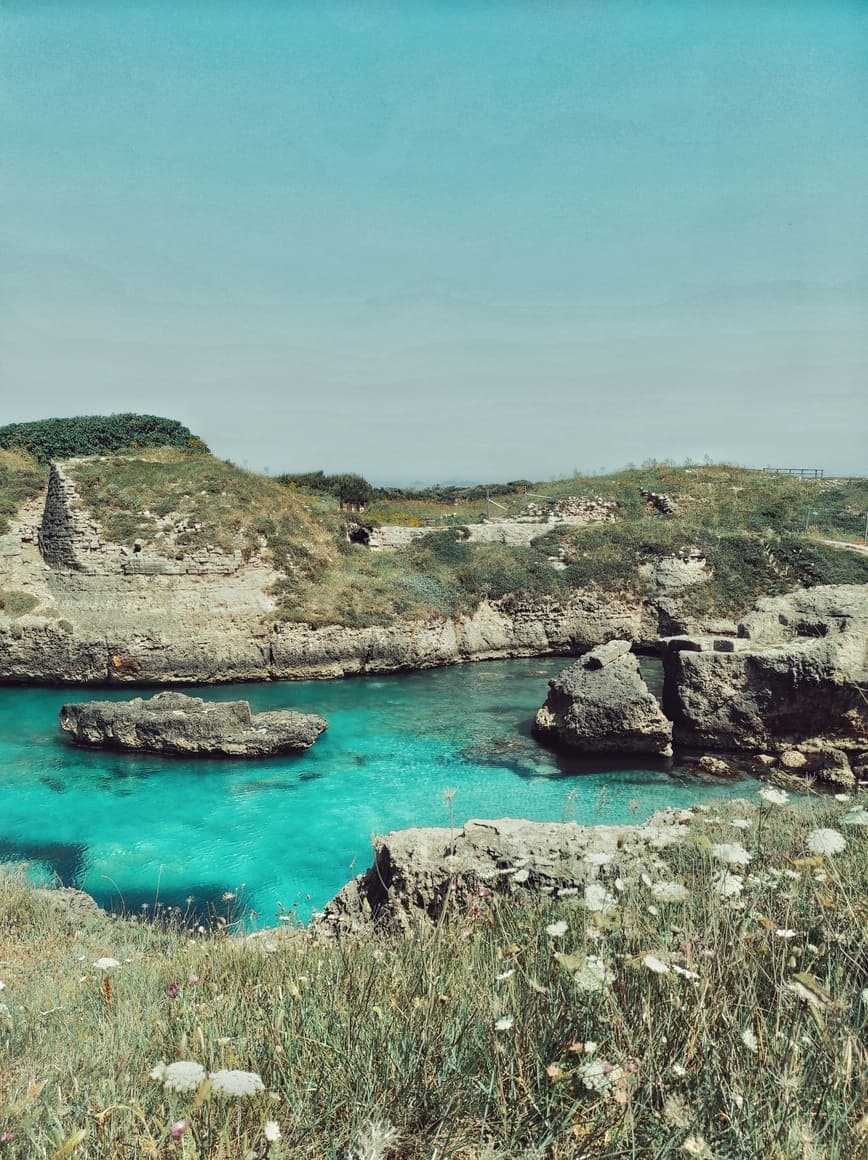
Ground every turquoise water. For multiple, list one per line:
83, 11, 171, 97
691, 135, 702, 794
0, 659, 749, 926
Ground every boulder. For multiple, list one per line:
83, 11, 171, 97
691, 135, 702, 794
317, 809, 696, 934
533, 641, 673, 755
663, 585, 868, 753
59, 692, 327, 757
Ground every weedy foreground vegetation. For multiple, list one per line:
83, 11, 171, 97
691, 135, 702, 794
1, 795, 865, 1158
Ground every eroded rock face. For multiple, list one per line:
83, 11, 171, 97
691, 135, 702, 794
317, 810, 695, 935
59, 692, 327, 757
533, 641, 673, 755
662, 585, 868, 754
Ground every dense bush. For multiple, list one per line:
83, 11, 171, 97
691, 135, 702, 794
0, 414, 207, 462
277, 470, 373, 507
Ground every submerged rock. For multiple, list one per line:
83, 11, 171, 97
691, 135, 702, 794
533, 641, 673, 756
59, 692, 327, 757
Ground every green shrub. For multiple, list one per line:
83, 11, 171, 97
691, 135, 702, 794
0, 590, 39, 618
0, 414, 207, 462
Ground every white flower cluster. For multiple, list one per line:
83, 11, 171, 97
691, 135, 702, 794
209, 1069, 266, 1097
151, 1061, 206, 1093
573, 954, 614, 993
650, 880, 689, 903
711, 842, 752, 866
806, 828, 846, 856
578, 1059, 625, 1096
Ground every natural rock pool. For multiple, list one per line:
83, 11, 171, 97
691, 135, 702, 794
0, 658, 751, 925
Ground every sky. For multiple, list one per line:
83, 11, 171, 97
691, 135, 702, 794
1, 1, 865, 481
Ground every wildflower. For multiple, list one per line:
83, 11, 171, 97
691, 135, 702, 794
833, 793, 850, 802
759, 787, 789, 806
187, 975, 200, 986
711, 842, 751, 865
650, 881, 689, 903
494, 1015, 514, 1032
806, 828, 846, 856
663, 1093, 692, 1128
583, 851, 613, 866
0, 1132, 12, 1145
672, 964, 700, 981
579, 1059, 625, 1096
557, 886, 578, 897
671, 1063, 688, 1077
167, 983, 180, 999
713, 871, 743, 899
730, 818, 751, 830
841, 806, 868, 826
151, 1061, 206, 1093
741, 1028, 758, 1053
93, 957, 121, 969
511, 868, 530, 883
0, 1003, 12, 1032
347, 1119, 400, 1160
584, 883, 616, 912
0, 981, 4, 991
642, 954, 670, 975
573, 954, 614, 993
546, 1062, 565, 1079
546, 920, 568, 937
170, 1119, 190, 1141
583, 1040, 598, 1054
495, 969, 514, 981
264, 1121, 281, 1142
682, 1136, 712, 1158
222, 891, 236, 901
775, 929, 798, 939
209, 1069, 266, 1097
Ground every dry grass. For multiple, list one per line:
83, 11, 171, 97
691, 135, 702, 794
1, 795, 865, 1158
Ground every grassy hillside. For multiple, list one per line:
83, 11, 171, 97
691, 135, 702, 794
3, 446, 866, 627
0, 795, 864, 1157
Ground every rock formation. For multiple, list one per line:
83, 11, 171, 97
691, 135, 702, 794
533, 640, 673, 755
317, 809, 695, 935
59, 692, 327, 756
662, 585, 868, 761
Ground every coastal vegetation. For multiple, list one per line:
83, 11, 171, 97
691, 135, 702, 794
2, 421, 866, 627
0, 794, 864, 1157
0, 414, 206, 464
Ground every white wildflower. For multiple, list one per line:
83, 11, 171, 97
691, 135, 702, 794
650, 881, 689, 903
583, 851, 613, 866
209, 1069, 265, 1097
494, 1015, 514, 1032
672, 964, 700, 981
557, 886, 578, 897
0, 981, 5, 991
775, 929, 798, 939
833, 793, 850, 802
511, 868, 530, 883
495, 969, 514, 981
584, 883, 616, 913
579, 1059, 625, 1096
741, 1028, 758, 1053
841, 806, 868, 826
759, 787, 789, 806
583, 1040, 598, 1054
545, 920, 568, 938
713, 871, 743, 899
573, 954, 614, 993
730, 818, 751, 830
672, 1063, 688, 1077
643, 954, 670, 975
681, 1136, 712, 1158
641, 872, 653, 887
806, 828, 846, 856
263, 1120, 281, 1142
152, 1060, 206, 1093
711, 842, 751, 865
93, 957, 121, 969
347, 1118, 400, 1160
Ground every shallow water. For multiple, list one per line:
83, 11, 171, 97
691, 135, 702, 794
0, 658, 749, 925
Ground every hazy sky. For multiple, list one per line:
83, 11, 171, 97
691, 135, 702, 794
1, 1, 865, 481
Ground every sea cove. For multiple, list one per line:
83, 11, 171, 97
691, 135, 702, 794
0, 657, 747, 925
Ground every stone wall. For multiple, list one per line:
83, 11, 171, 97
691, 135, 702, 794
37, 463, 242, 577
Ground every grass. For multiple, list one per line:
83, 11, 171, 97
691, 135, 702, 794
2, 449, 866, 628
0, 449, 43, 536
0, 796, 865, 1158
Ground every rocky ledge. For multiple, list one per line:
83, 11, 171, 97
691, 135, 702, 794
317, 809, 695, 936
59, 692, 327, 757
533, 639, 673, 756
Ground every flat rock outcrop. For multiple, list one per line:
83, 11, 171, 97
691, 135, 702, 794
59, 692, 327, 757
662, 585, 868, 756
317, 809, 695, 934
533, 640, 673, 755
